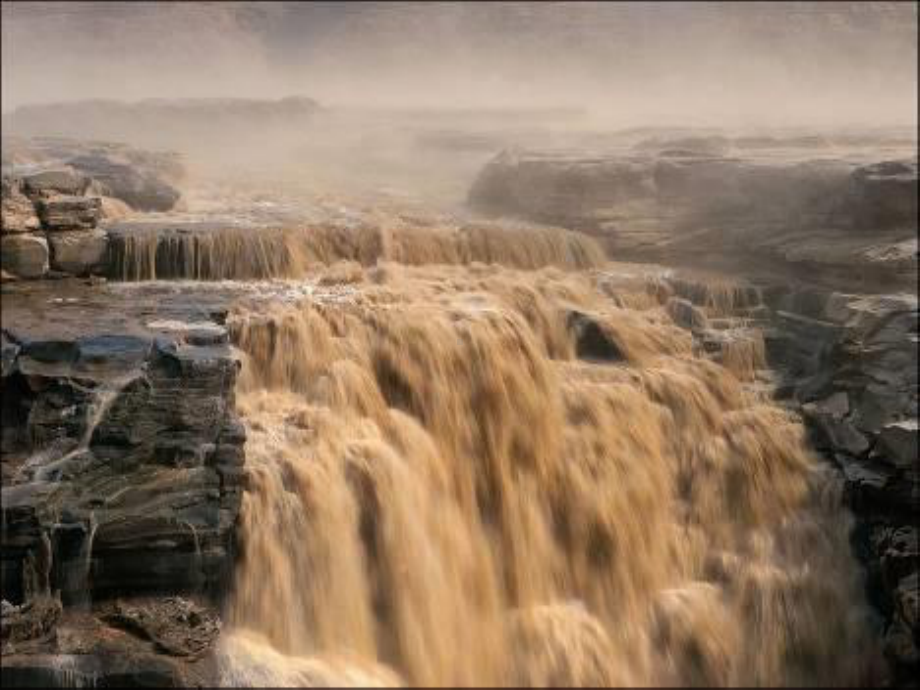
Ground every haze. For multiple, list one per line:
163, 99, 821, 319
2, 1, 917, 129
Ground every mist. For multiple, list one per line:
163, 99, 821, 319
2, 1, 917, 129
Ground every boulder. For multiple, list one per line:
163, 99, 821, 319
848, 159, 918, 229
566, 310, 624, 362
68, 154, 180, 212
0, 234, 49, 279
1, 183, 41, 234
35, 195, 101, 231
804, 395, 871, 456
48, 229, 108, 275
665, 297, 709, 331
877, 420, 918, 469
21, 169, 90, 199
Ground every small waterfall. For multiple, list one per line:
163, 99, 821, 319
105, 221, 606, 281
181, 519, 203, 590
48, 655, 99, 689
28, 374, 137, 483
69, 511, 98, 611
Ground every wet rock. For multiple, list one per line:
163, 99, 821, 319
48, 229, 108, 276
68, 154, 180, 212
803, 397, 870, 456
21, 170, 90, 199
884, 617, 919, 668
1, 325, 244, 605
665, 297, 709, 331
877, 420, 918, 469
35, 195, 101, 231
566, 310, 624, 362
1, 235, 49, 279
1, 337, 20, 378
881, 527, 919, 586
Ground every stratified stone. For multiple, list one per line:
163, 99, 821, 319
877, 420, 918, 469
803, 395, 870, 456
666, 297, 709, 331
48, 229, 108, 275
35, 195, 101, 231
1, 185, 41, 234
0, 235, 49, 279
21, 169, 90, 199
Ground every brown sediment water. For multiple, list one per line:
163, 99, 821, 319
216, 260, 883, 687
107, 220, 607, 280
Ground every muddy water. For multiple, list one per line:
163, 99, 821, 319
218, 260, 883, 687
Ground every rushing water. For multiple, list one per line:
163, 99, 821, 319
214, 255, 883, 687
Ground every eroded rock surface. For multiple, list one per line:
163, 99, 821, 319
1, 281, 244, 686
469, 148, 918, 288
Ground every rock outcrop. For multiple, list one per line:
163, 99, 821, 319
34, 195, 101, 232
661, 272, 919, 684
3, 136, 184, 213
67, 154, 180, 212
47, 230, 108, 276
0, 136, 183, 279
0, 235, 49, 279
0, 331, 243, 605
469, 149, 918, 288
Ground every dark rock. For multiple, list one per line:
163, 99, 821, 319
0, 595, 62, 650
665, 297, 709, 331
0, 652, 189, 687
75, 335, 152, 379
35, 195, 101, 231
877, 420, 918, 469
848, 159, 918, 229
566, 310, 624, 362
2, 330, 243, 606
803, 396, 870, 456
2, 337, 20, 378
1, 235, 49, 279
100, 597, 220, 659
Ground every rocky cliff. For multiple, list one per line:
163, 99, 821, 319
1, 282, 243, 686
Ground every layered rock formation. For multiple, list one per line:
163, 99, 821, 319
469, 146, 917, 288
2, 172, 104, 279
1, 283, 243, 682
2, 136, 184, 213
2, 138, 186, 280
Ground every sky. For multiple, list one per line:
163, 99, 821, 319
1, 1, 917, 128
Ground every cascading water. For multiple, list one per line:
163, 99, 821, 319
24, 374, 137, 484
106, 221, 606, 281
215, 259, 884, 687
